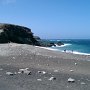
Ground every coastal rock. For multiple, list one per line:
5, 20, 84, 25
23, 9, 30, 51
34, 36, 41, 41
0, 23, 39, 45
56, 41, 64, 46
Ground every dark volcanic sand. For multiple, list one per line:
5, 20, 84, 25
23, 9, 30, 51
0, 43, 90, 90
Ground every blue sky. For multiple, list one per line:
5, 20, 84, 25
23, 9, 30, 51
0, 0, 90, 39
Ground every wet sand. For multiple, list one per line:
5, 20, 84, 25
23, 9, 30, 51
0, 43, 90, 90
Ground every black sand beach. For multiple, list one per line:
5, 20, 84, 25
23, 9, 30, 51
0, 43, 90, 90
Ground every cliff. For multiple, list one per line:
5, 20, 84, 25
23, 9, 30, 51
0, 23, 39, 45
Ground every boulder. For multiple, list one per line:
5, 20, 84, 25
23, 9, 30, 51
56, 41, 64, 46
0, 23, 40, 45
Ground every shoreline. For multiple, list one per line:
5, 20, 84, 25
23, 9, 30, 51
37, 45, 90, 56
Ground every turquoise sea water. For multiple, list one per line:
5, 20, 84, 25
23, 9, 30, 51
47, 39, 90, 55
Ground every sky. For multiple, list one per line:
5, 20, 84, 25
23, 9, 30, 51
0, 0, 90, 39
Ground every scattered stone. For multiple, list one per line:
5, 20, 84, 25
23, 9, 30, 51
48, 77, 56, 81
38, 71, 46, 74
24, 70, 31, 75
14, 72, 17, 75
54, 70, 59, 72
75, 63, 77, 65
12, 57, 15, 59
70, 70, 74, 72
18, 72, 21, 74
19, 68, 31, 75
81, 82, 86, 85
68, 78, 75, 83
37, 79, 42, 81
25, 68, 29, 70
42, 71, 46, 74
38, 71, 42, 73
19, 68, 28, 72
6, 72, 14, 76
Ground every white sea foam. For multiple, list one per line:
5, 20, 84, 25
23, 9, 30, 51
72, 51, 90, 55
39, 47, 59, 51
35, 45, 90, 56
62, 50, 90, 55
56, 40, 61, 41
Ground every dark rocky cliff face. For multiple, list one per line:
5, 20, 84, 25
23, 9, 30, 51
0, 23, 39, 45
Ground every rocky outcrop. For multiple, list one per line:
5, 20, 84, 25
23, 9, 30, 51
34, 36, 41, 41
0, 23, 39, 45
56, 41, 64, 46
38, 40, 64, 47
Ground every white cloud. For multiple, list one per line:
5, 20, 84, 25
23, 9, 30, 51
2, 0, 16, 4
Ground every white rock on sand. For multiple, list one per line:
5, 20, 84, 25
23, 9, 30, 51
75, 63, 77, 65
68, 78, 75, 82
70, 70, 74, 72
48, 77, 56, 81
38, 71, 46, 74
37, 79, 42, 81
6, 72, 14, 75
12, 57, 15, 59
54, 70, 59, 72
19, 68, 31, 75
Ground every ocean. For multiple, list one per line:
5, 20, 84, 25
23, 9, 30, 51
46, 39, 90, 55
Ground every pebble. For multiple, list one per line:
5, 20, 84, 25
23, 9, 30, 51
42, 71, 46, 74
54, 70, 59, 72
12, 57, 15, 59
37, 79, 42, 81
48, 77, 56, 81
68, 78, 75, 83
19, 68, 28, 72
14, 72, 17, 75
18, 72, 21, 74
75, 63, 77, 65
6, 72, 14, 76
81, 82, 86, 85
19, 68, 31, 75
38, 71, 46, 74
24, 70, 31, 75
70, 70, 74, 72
